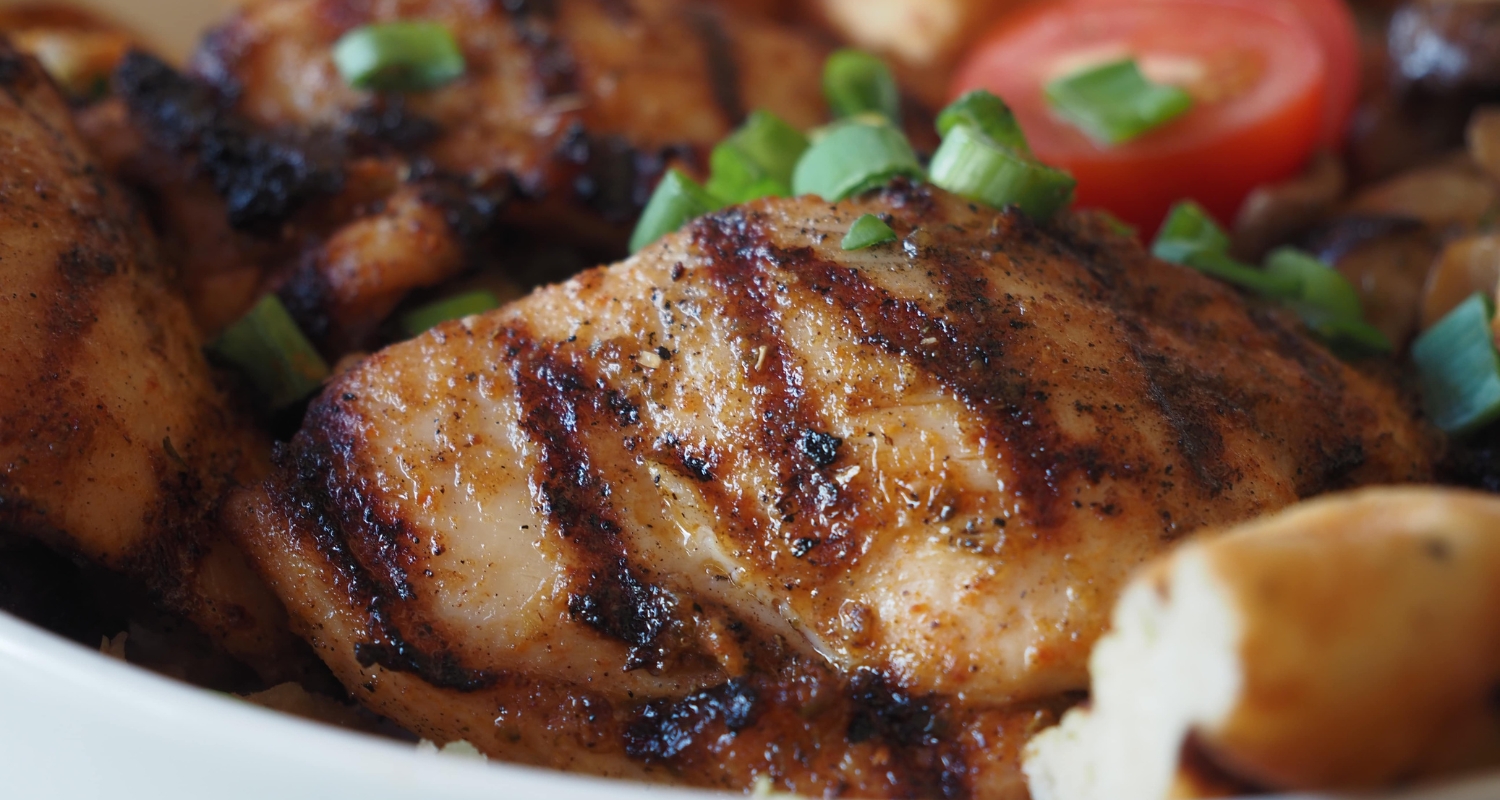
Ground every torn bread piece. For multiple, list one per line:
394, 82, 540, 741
1024, 487, 1500, 800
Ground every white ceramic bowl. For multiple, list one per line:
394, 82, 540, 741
2, 2, 1500, 798
4, 608, 1500, 800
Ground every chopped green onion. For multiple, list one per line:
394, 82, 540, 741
937, 90, 1030, 154
210, 295, 330, 408
1152, 200, 1231, 265
333, 22, 465, 92
1265, 248, 1391, 353
1155, 208, 1389, 351
707, 146, 786, 204
1292, 306, 1393, 355
1095, 210, 1137, 239
1264, 248, 1363, 321
706, 110, 808, 203
929, 123, 1075, 220
842, 214, 897, 250
808, 113, 890, 144
791, 121, 924, 202
1412, 293, 1500, 435
1153, 201, 1301, 297
1188, 251, 1303, 298
630, 169, 721, 253
1045, 58, 1193, 145
401, 290, 500, 336
823, 49, 900, 122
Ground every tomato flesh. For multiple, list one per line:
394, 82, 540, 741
953, 0, 1329, 233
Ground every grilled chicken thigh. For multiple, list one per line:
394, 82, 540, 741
237, 183, 1431, 796
0, 42, 311, 683
102, 0, 839, 351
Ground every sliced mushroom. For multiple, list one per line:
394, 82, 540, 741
1232, 152, 1346, 263
1348, 156, 1497, 228
1468, 105, 1500, 181
1305, 215, 1441, 349
1421, 233, 1500, 329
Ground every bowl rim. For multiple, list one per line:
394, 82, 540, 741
6, 609, 1500, 800
0, 609, 721, 800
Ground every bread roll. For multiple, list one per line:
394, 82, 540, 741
1024, 488, 1500, 800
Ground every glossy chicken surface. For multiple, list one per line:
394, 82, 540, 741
103, 0, 836, 350
237, 183, 1432, 796
0, 42, 310, 684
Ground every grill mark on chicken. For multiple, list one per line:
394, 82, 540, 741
504, 327, 679, 667
683, 6, 745, 127
1129, 342, 1235, 499
729, 211, 1097, 528
692, 212, 860, 565
44, 247, 109, 341
1038, 217, 1382, 501
1024, 223, 1243, 499
554, 124, 687, 225
276, 430, 501, 691
345, 96, 442, 155
115, 52, 343, 234
847, 670, 971, 799
1248, 310, 1371, 495
624, 677, 763, 761
498, 0, 579, 100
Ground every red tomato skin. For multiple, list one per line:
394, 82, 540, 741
952, 0, 1330, 233
1289, 0, 1361, 147
1072, 0, 1361, 147
1066, 80, 1326, 232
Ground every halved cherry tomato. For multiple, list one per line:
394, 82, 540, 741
952, 0, 1330, 233
1077, 0, 1360, 148
1281, 0, 1360, 147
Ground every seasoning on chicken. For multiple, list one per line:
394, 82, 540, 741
0, 42, 315, 685
233, 181, 1432, 796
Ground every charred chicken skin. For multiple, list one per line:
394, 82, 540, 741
236, 183, 1431, 797
100, 0, 836, 352
0, 42, 313, 683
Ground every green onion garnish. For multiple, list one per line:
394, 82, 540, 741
823, 49, 900, 122
1095, 210, 1137, 239
706, 110, 809, 204
842, 214, 897, 250
210, 295, 330, 408
1264, 248, 1363, 322
937, 90, 1030, 154
333, 22, 466, 92
1152, 201, 1300, 298
1045, 58, 1193, 145
401, 290, 500, 336
1154, 206, 1390, 353
629, 168, 721, 253
1152, 200, 1230, 264
791, 120, 924, 202
1412, 293, 1500, 435
1188, 251, 1303, 298
929, 123, 1075, 220
1265, 248, 1391, 353
1293, 307, 1393, 355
